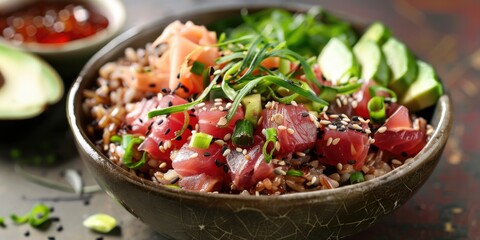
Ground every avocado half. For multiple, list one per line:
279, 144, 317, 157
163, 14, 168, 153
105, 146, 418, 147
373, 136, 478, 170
0, 44, 63, 120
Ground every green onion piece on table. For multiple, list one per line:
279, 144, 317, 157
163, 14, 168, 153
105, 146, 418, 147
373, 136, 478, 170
232, 119, 254, 147
28, 204, 50, 227
83, 213, 117, 233
368, 96, 386, 124
189, 132, 213, 149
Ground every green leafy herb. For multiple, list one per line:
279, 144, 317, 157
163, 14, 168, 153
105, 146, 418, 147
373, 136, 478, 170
83, 213, 117, 233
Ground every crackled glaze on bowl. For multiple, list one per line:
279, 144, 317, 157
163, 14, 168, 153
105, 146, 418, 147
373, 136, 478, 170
68, 3, 452, 239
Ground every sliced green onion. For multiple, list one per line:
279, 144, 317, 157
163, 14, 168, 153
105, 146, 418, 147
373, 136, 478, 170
318, 86, 337, 102
190, 61, 206, 75
350, 171, 365, 184
0, 217, 4, 226
368, 96, 386, 124
110, 135, 122, 143
28, 204, 50, 227
232, 120, 254, 147
368, 85, 398, 102
121, 134, 134, 149
11, 204, 50, 227
10, 213, 29, 225
165, 184, 181, 189
286, 169, 304, 177
83, 213, 117, 233
262, 128, 277, 163
123, 137, 145, 169
189, 132, 213, 149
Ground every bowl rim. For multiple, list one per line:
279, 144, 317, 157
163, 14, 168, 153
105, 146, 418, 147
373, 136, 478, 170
67, 2, 453, 203
0, 0, 126, 55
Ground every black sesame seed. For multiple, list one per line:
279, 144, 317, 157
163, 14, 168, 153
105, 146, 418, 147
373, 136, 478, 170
48, 236, 56, 240
214, 159, 223, 167
187, 125, 193, 130
204, 152, 211, 157
301, 112, 309, 117
223, 165, 229, 173
221, 145, 228, 153
157, 141, 163, 147
401, 152, 408, 157
175, 136, 182, 141
352, 116, 360, 121
96, 237, 104, 240
84, 199, 90, 206
176, 73, 180, 79
165, 128, 171, 135
157, 119, 164, 125
24, 231, 30, 237
209, 67, 215, 75
161, 88, 168, 93
168, 101, 173, 107
139, 118, 143, 123
57, 225, 63, 232
145, 92, 155, 99
171, 177, 180, 184
149, 83, 156, 88
347, 159, 356, 164
49, 207, 55, 213
181, 85, 190, 93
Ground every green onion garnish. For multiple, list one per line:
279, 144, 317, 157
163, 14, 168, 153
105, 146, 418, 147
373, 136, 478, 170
190, 61, 206, 75
232, 119, 254, 147
173, 111, 189, 140
0, 217, 4, 226
165, 184, 181, 189
367, 96, 386, 124
11, 204, 50, 227
368, 85, 398, 102
110, 135, 122, 143
83, 213, 117, 233
122, 137, 146, 169
262, 128, 277, 163
121, 134, 134, 149
286, 169, 304, 177
350, 171, 365, 184
189, 132, 213, 149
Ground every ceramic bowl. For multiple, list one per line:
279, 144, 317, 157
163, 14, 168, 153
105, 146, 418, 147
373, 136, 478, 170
67, 3, 452, 239
0, 0, 126, 76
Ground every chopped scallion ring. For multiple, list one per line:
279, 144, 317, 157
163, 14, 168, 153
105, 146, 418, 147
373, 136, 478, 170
350, 172, 365, 184
367, 96, 386, 124
189, 132, 213, 149
110, 135, 122, 143
286, 169, 304, 177
11, 204, 50, 227
122, 137, 145, 169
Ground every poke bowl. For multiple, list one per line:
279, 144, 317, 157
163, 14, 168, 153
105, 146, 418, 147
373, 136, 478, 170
67, 3, 452, 239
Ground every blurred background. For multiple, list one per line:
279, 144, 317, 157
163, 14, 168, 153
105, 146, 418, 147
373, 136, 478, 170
0, 0, 478, 239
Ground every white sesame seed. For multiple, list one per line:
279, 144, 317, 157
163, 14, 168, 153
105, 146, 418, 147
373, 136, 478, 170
214, 102, 222, 106
320, 120, 331, 125
213, 69, 221, 75
236, 147, 243, 152
337, 163, 343, 171
342, 97, 348, 106
159, 162, 167, 168
278, 160, 286, 166
309, 113, 318, 122
296, 152, 306, 157
322, 106, 328, 113
190, 153, 199, 159
332, 138, 340, 145
352, 124, 363, 130
377, 126, 387, 133
225, 102, 232, 109
330, 114, 339, 119
278, 125, 287, 130
341, 120, 348, 125
214, 98, 223, 102
214, 139, 225, 146
195, 123, 199, 131
224, 133, 232, 141
197, 102, 205, 108
287, 128, 295, 134
328, 125, 337, 130
369, 138, 375, 144
210, 107, 217, 111
242, 149, 247, 155
217, 117, 227, 126
365, 128, 372, 134
202, 107, 207, 111
222, 149, 231, 157
265, 101, 272, 109
291, 100, 298, 106
336, 98, 342, 108
164, 140, 172, 149
274, 167, 286, 176
327, 137, 333, 146
343, 116, 351, 122
218, 106, 224, 111
159, 146, 165, 153
351, 100, 358, 109
392, 159, 403, 165
274, 114, 284, 124
275, 141, 281, 151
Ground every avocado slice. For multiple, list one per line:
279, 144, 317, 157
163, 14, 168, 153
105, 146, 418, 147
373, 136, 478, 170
382, 37, 417, 95
399, 60, 443, 112
318, 37, 360, 85
0, 44, 63, 119
241, 94, 262, 126
353, 39, 391, 86
359, 22, 392, 45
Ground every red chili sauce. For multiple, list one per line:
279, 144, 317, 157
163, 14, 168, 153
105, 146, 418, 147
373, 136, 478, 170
0, 2, 109, 44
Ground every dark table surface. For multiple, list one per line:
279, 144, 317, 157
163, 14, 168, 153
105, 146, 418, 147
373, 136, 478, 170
1, 0, 479, 239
